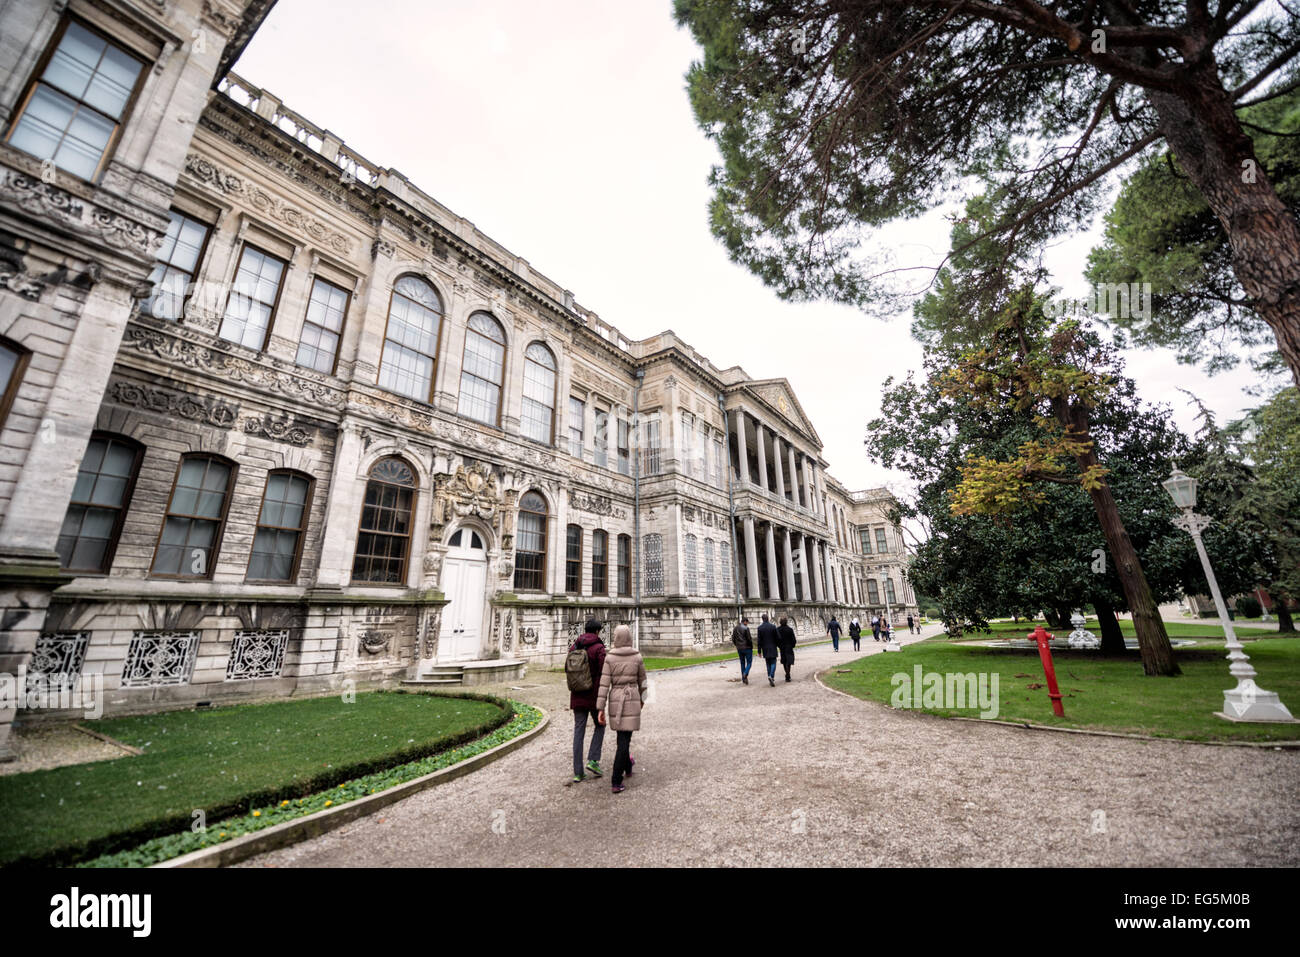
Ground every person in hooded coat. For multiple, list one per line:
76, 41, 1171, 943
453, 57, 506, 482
776, 616, 797, 682
569, 618, 607, 783
755, 613, 780, 686
597, 624, 648, 793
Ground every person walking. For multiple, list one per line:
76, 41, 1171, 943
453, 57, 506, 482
907, 613, 915, 635
849, 617, 862, 651
731, 616, 755, 685
756, 613, 780, 686
596, 624, 648, 794
827, 615, 842, 651
881, 616, 892, 643
777, 616, 797, 682
566, 618, 607, 784
871, 614, 881, 642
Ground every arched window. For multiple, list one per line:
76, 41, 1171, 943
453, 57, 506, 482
379, 276, 443, 402
565, 524, 583, 594
520, 342, 556, 443
591, 529, 608, 595
643, 533, 663, 596
448, 528, 485, 550
248, 470, 313, 582
352, 457, 416, 584
885, 577, 897, 604
684, 534, 698, 595
57, 432, 143, 573
617, 533, 631, 597
514, 491, 548, 591
703, 538, 716, 596
459, 311, 506, 426
151, 454, 236, 579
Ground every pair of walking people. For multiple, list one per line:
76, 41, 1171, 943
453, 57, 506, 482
732, 614, 795, 686
567, 619, 648, 794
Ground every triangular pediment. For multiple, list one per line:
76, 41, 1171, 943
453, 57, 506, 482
743, 379, 821, 448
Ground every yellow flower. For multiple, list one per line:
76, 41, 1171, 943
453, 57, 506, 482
252, 810, 261, 817
324, 800, 332, 807
281, 800, 289, 807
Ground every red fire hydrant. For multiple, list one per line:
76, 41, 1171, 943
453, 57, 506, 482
1029, 625, 1065, 717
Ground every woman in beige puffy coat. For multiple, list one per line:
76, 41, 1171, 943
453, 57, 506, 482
596, 624, 647, 793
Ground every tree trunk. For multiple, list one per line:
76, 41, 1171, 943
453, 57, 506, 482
1047, 391, 1181, 675
1269, 591, 1296, 634
1146, 68, 1300, 388
1093, 599, 1127, 655
1055, 604, 1073, 635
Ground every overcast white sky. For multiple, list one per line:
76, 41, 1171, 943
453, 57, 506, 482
233, 0, 1277, 495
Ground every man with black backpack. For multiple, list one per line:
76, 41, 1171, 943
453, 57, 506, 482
566, 618, 607, 784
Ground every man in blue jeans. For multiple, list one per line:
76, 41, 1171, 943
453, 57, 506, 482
731, 617, 754, 685
827, 615, 843, 651
756, 614, 781, 686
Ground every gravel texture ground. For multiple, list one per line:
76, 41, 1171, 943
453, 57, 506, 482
238, 630, 1300, 867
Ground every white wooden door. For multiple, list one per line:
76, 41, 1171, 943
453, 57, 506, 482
442, 528, 488, 662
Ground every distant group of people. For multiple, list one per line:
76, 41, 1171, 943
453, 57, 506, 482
565, 609, 924, 789
730, 614, 797, 685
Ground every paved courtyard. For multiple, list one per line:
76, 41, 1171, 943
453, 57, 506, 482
239, 633, 1300, 868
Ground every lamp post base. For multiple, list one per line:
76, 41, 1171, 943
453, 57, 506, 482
1217, 682, 1298, 723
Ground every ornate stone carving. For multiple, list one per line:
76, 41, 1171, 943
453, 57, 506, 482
184, 154, 353, 254
0, 171, 162, 258
419, 607, 442, 659
122, 324, 346, 408
568, 489, 628, 520
108, 380, 239, 427
242, 411, 314, 446
421, 545, 445, 590
0, 261, 45, 300
434, 462, 502, 528
359, 630, 391, 655
371, 239, 395, 259
93, 207, 163, 256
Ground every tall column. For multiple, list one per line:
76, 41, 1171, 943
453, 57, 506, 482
772, 433, 786, 500
734, 410, 749, 486
823, 543, 837, 604
754, 420, 769, 492
787, 445, 798, 504
802, 458, 816, 515
808, 534, 825, 602
782, 527, 797, 601
764, 522, 782, 601
742, 516, 761, 601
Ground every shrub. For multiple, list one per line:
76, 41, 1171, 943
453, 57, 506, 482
1235, 595, 1262, 619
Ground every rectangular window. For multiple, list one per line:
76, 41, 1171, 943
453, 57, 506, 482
565, 524, 582, 594
248, 471, 312, 582
875, 527, 888, 553
151, 456, 234, 578
594, 409, 609, 468
295, 276, 349, 374
591, 529, 608, 595
219, 245, 287, 351
617, 418, 630, 476
885, 578, 897, 603
57, 433, 142, 573
568, 397, 585, 458
617, 534, 631, 596
143, 210, 210, 321
867, 579, 880, 603
640, 414, 661, 475
712, 435, 724, 486
860, 529, 873, 554
6, 19, 145, 180
0, 338, 32, 432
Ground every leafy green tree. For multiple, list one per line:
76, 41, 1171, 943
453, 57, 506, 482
676, 0, 1300, 384
1086, 88, 1300, 375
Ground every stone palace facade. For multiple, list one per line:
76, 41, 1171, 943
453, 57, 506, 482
0, 0, 915, 751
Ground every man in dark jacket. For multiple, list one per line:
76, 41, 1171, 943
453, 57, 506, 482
776, 617, 797, 682
569, 619, 607, 783
756, 613, 781, 687
731, 617, 754, 684
827, 616, 843, 651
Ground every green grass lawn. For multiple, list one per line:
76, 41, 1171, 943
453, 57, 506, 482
822, 638, 1300, 743
952, 619, 1277, 640
0, 690, 509, 867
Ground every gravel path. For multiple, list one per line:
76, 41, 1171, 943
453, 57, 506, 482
239, 632, 1300, 867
